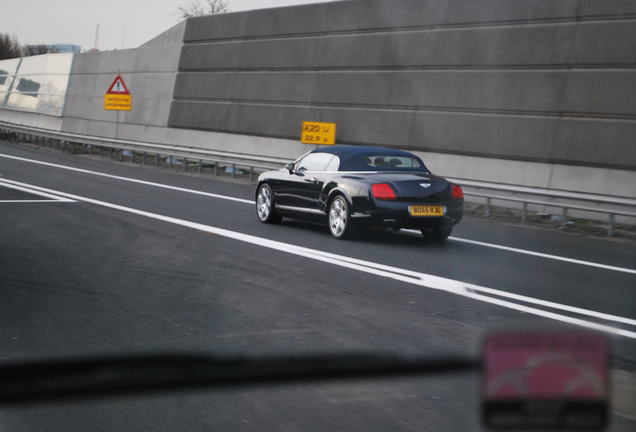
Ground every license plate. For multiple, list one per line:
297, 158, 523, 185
408, 205, 444, 217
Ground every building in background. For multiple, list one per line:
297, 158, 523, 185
24, 44, 81, 56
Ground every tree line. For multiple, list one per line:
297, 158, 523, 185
0, 33, 55, 60
0, 33, 22, 60
0, 0, 230, 60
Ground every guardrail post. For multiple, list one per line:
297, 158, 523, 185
522, 202, 528, 222
119, 149, 123, 161
232, 164, 236, 179
249, 166, 254, 182
198, 159, 203, 174
485, 197, 491, 217
214, 163, 218, 176
169, 156, 173, 169
183, 157, 188, 171
143, 152, 147, 165
608, 214, 615, 237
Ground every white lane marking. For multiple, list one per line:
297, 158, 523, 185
0, 153, 254, 205
404, 230, 636, 276
2, 177, 636, 340
1, 152, 634, 275
448, 236, 636, 275
285, 241, 636, 328
0, 179, 76, 202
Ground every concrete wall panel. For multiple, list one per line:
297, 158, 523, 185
171, 0, 636, 170
564, 71, 636, 116
180, 24, 577, 71
169, 99, 636, 170
184, 0, 581, 42
175, 70, 568, 113
177, 69, 636, 116
62, 21, 185, 136
573, 21, 636, 65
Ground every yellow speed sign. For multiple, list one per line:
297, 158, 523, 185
301, 121, 336, 145
104, 94, 132, 111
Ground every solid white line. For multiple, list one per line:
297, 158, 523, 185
2, 177, 635, 340
403, 230, 636, 276
449, 236, 636, 275
0, 179, 76, 202
0, 153, 254, 205
287, 242, 636, 327
1, 152, 634, 275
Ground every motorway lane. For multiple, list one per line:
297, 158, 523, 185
1, 142, 635, 322
2, 201, 485, 431
0, 141, 635, 431
2, 142, 634, 268
1, 185, 634, 432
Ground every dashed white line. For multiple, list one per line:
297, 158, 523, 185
2, 177, 635, 340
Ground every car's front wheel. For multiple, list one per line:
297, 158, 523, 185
256, 184, 281, 224
328, 195, 355, 239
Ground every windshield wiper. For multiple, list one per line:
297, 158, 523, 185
0, 352, 477, 405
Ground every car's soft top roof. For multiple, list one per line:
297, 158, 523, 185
310, 145, 427, 171
310, 145, 415, 158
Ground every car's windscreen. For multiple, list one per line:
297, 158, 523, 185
341, 154, 427, 172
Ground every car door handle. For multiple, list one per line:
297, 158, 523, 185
305, 177, 318, 184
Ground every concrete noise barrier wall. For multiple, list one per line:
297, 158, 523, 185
169, 0, 636, 170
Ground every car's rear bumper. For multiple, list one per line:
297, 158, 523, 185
352, 199, 463, 229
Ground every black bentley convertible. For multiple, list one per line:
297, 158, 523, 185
255, 146, 464, 240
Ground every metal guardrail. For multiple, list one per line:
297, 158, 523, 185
447, 178, 636, 236
1, 120, 635, 236
0, 121, 287, 182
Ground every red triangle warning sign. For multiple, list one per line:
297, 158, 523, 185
106, 75, 130, 95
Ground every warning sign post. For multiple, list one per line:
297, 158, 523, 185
104, 75, 132, 111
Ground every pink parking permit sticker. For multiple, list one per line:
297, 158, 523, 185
482, 331, 609, 430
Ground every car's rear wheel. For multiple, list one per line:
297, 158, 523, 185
421, 221, 453, 241
256, 184, 281, 224
328, 195, 355, 239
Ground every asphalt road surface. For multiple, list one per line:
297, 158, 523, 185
1, 141, 635, 431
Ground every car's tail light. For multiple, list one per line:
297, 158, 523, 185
372, 183, 397, 200
451, 184, 464, 199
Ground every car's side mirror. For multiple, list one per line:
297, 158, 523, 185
286, 162, 295, 174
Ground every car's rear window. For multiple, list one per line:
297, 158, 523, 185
340, 154, 428, 172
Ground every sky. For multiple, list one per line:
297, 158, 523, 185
1, 0, 337, 51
